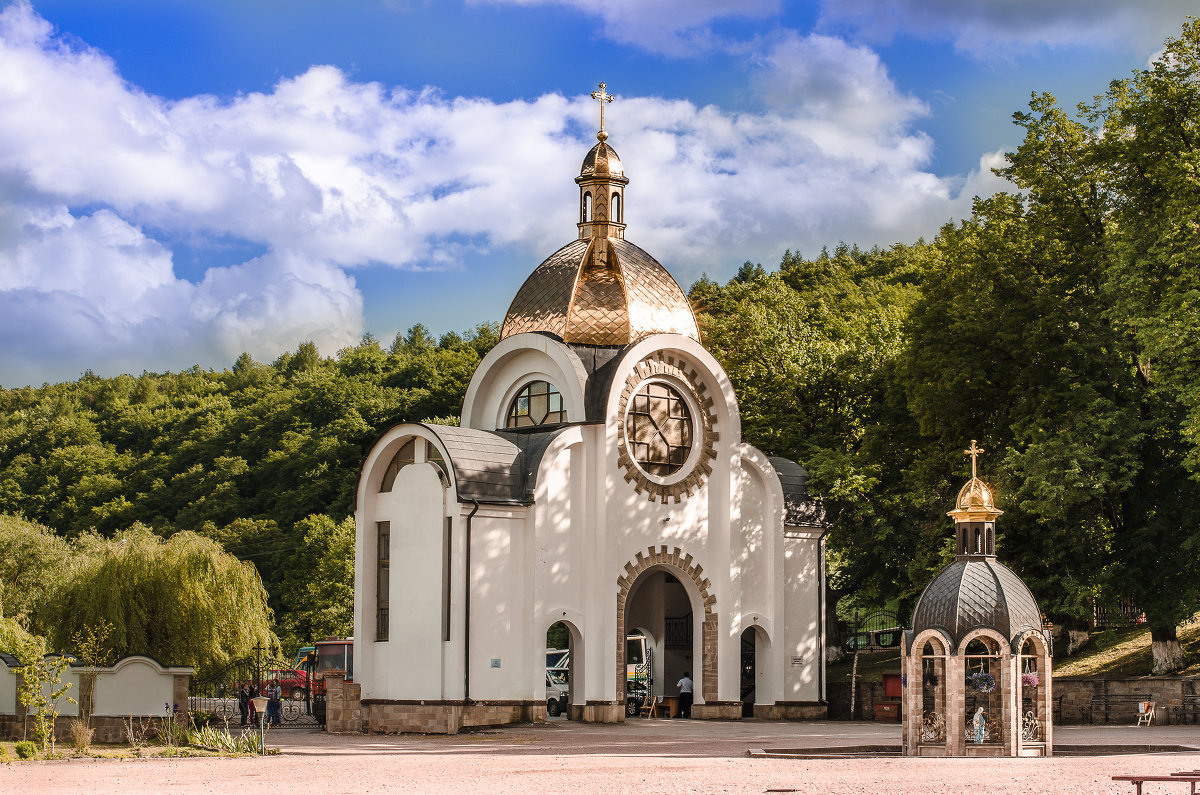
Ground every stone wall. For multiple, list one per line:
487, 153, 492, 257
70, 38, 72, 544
325, 675, 365, 734
0, 713, 179, 743
0, 655, 192, 741
754, 702, 828, 720
831, 677, 1200, 725
362, 700, 542, 734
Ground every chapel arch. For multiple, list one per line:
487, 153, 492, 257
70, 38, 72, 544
739, 624, 773, 717
616, 547, 717, 708
545, 618, 584, 719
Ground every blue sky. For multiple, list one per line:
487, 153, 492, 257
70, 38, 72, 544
0, 0, 1193, 386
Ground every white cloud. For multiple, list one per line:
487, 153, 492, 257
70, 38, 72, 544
818, 0, 1197, 54
0, 1, 997, 385
748, 31, 928, 130
473, 0, 781, 56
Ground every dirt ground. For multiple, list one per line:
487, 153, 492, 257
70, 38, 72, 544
5, 720, 1200, 794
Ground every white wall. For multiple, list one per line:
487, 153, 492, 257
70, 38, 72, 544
92, 657, 180, 717
783, 531, 823, 701
0, 657, 15, 715
378, 463, 447, 699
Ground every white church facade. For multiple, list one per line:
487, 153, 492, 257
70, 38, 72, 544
352, 90, 829, 733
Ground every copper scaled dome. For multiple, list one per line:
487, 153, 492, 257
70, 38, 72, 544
500, 119, 699, 346
500, 238, 700, 346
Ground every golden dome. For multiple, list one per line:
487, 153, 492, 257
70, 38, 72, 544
947, 440, 1003, 522
501, 109, 698, 347
500, 237, 700, 346
580, 142, 625, 179
955, 477, 995, 512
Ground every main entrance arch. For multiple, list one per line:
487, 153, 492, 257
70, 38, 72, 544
616, 546, 717, 711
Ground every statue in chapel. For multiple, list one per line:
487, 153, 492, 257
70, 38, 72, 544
971, 707, 986, 744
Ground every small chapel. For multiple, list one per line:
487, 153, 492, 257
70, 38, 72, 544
351, 85, 829, 734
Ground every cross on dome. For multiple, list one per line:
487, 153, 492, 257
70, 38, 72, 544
964, 439, 984, 479
590, 82, 615, 141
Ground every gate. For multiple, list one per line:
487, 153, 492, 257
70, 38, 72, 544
189, 651, 324, 730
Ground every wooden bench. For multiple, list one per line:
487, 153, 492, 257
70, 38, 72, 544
1112, 774, 1200, 794
1085, 693, 1152, 724
1173, 694, 1200, 724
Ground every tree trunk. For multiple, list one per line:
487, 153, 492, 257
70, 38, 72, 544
1150, 625, 1185, 675
1057, 616, 1090, 656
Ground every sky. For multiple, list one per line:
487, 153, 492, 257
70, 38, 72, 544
0, 0, 1194, 386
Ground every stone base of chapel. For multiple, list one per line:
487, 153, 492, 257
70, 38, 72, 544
567, 701, 624, 723
753, 701, 829, 720
362, 700, 543, 734
690, 701, 744, 720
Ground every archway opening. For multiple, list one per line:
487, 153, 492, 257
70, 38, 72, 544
964, 636, 1002, 745
740, 627, 756, 717
918, 638, 947, 745
624, 569, 698, 717
545, 620, 579, 720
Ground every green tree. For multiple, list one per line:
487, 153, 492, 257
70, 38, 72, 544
42, 526, 276, 675
276, 514, 355, 652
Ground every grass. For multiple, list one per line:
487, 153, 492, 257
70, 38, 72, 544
826, 614, 1200, 683
0, 740, 236, 761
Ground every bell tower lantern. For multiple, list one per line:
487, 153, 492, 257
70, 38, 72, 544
577, 82, 629, 241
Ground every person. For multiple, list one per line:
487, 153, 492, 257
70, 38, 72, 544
676, 671, 693, 718
237, 683, 250, 726
247, 682, 259, 724
268, 678, 283, 725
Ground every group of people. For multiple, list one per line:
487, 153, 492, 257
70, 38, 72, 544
236, 679, 284, 726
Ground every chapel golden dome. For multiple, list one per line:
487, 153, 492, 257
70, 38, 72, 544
580, 141, 625, 179
946, 440, 1003, 523
499, 83, 700, 347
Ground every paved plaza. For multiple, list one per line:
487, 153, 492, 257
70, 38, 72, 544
5, 720, 1200, 794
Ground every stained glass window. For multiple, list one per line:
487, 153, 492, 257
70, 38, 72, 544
505, 380, 567, 428
626, 381, 692, 476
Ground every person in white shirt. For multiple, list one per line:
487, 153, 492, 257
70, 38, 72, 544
676, 672, 693, 718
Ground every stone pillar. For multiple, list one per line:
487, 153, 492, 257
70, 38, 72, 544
1002, 648, 1017, 756
325, 674, 364, 733
946, 655, 965, 756
173, 674, 191, 723
1043, 651, 1054, 756
902, 650, 917, 755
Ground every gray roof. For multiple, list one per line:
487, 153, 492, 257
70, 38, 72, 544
910, 558, 1043, 651
768, 455, 830, 528
423, 424, 572, 505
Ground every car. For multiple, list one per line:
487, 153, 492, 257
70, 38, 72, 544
260, 668, 310, 701
546, 670, 568, 717
625, 680, 648, 717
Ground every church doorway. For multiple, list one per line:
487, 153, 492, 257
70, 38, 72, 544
545, 620, 581, 720
741, 628, 756, 717
622, 566, 703, 714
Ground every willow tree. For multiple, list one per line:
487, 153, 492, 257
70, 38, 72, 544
42, 526, 276, 675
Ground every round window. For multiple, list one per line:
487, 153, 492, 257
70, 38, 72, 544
625, 380, 693, 477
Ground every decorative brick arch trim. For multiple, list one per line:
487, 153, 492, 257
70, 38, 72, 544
616, 546, 717, 703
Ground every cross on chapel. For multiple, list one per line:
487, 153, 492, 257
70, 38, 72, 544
964, 439, 984, 479
591, 82, 614, 137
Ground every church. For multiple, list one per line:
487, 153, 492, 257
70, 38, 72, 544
351, 85, 829, 733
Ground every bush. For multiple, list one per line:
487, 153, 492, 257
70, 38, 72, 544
70, 719, 93, 753
15, 740, 37, 760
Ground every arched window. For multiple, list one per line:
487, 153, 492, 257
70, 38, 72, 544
612, 192, 621, 222
379, 437, 448, 491
582, 192, 592, 222
506, 380, 567, 428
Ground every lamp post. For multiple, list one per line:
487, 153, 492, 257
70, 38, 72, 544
251, 695, 268, 754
